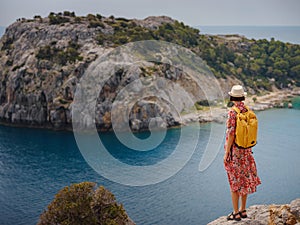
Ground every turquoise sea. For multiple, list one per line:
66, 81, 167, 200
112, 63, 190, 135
1, 104, 300, 225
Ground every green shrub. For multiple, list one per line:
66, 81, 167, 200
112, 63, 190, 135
197, 100, 210, 106
74, 17, 81, 24
63, 11, 75, 17
48, 13, 70, 25
36, 42, 82, 65
36, 45, 53, 60
37, 182, 131, 225
87, 14, 96, 21
96, 14, 103, 20
89, 20, 105, 28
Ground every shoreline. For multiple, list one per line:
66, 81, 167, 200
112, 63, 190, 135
181, 88, 300, 125
0, 88, 299, 132
245, 87, 300, 110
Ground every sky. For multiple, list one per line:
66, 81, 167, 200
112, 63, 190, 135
0, 0, 300, 27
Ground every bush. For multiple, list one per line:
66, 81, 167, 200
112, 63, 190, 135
48, 13, 70, 25
96, 14, 103, 20
36, 42, 82, 65
38, 182, 133, 225
74, 16, 81, 23
89, 20, 105, 28
87, 14, 96, 21
196, 100, 209, 106
63, 11, 75, 17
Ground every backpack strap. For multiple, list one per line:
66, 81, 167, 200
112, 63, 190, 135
232, 106, 240, 114
232, 105, 249, 114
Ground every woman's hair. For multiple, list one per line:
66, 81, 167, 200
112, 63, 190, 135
230, 96, 245, 101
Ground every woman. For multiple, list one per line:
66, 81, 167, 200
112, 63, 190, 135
224, 85, 261, 221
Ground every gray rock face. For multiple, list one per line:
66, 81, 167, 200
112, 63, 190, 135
208, 199, 300, 225
0, 14, 212, 131
133, 16, 175, 30
0, 15, 101, 130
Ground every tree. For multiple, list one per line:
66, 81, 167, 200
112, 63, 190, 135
291, 65, 300, 77
38, 182, 134, 225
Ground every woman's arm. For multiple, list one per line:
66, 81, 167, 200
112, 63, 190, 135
224, 131, 234, 163
224, 109, 236, 163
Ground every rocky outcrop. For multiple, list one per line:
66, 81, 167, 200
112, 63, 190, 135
1, 13, 222, 131
0, 14, 101, 129
133, 16, 175, 29
208, 198, 300, 225
0, 13, 201, 131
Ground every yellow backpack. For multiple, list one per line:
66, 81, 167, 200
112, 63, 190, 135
233, 106, 258, 149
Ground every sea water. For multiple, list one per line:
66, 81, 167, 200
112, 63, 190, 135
0, 107, 300, 225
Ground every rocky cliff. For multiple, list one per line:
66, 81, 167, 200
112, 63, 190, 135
208, 198, 300, 225
0, 12, 299, 131
0, 13, 221, 131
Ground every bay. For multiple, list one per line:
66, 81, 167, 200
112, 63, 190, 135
0, 108, 299, 225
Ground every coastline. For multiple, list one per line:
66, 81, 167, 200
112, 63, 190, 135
181, 87, 300, 125
245, 87, 300, 110
0, 88, 299, 132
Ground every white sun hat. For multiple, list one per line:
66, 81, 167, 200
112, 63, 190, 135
228, 85, 247, 97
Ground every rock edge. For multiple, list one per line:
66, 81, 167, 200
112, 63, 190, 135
208, 198, 300, 225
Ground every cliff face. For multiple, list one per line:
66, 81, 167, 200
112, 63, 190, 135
0, 15, 101, 129
0, 13, 214, 131
208, 199, 300, 225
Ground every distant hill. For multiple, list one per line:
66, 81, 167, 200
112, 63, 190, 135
196, 25, 300, 44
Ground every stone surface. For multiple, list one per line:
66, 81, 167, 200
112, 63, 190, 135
208, 199, 300, 225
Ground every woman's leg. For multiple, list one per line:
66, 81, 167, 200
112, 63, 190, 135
227, 191, 241, 220
240, 194, 247, 211
231, 191, 240, 214
239, 194, 248, 217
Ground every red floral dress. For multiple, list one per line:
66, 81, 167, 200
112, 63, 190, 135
224, 102, 261, 195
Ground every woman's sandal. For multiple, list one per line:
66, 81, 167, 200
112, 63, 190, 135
227, 212, 241, 221
239, 209, 247, 218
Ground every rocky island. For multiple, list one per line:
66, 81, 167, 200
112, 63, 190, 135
0, 12, 299, 131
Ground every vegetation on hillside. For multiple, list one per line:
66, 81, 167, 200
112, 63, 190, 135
36, 41, 83, 65
31, 12, 300, 92
197, 36, 300, 90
